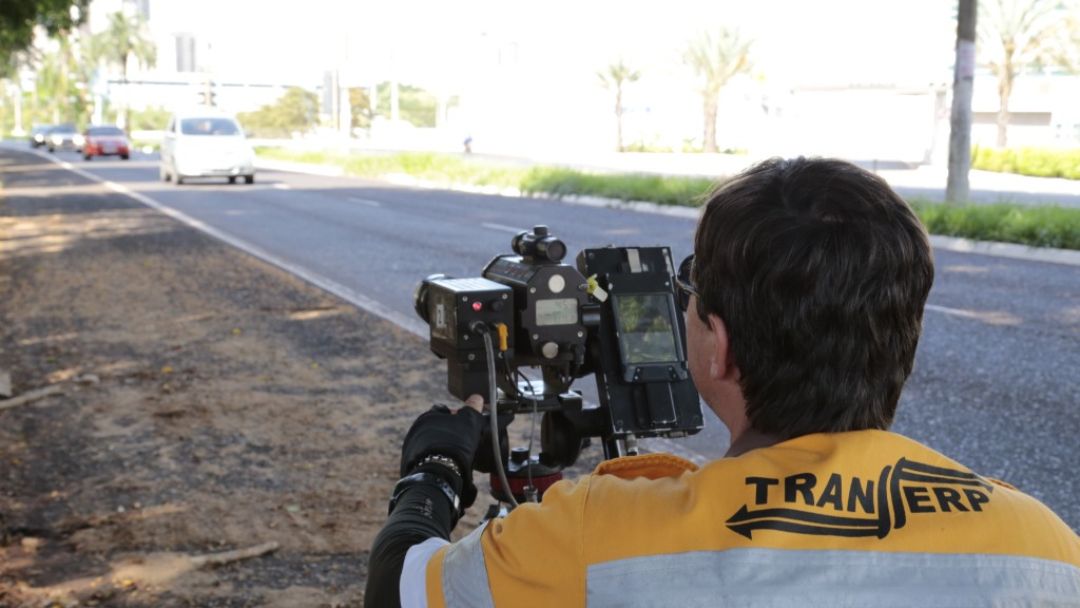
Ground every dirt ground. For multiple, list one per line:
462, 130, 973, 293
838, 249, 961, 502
0, 150, 541, 606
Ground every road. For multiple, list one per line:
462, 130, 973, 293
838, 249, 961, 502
6, 145, 1079, 531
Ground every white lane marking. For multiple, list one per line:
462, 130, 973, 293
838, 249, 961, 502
272, 183, 291, 190
348, 197, 382, 207
928, 302, 993, 321
32, 150, 427, 338
481, 222, 524, 234
926, 304, 981, 319
924, 303, 1022, 326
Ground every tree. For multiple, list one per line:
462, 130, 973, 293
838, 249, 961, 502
348, 87, 374, 130
978, 0, 1080, 146
237, 87, 319, 138
31, 38, 92, 125
597, 60, 640, 152
683, 29, 752, 153
89, 10, 156, 129
375, 81, 439, 127
0, 0, 89, 71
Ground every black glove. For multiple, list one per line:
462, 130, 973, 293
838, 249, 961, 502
400, 403, 486, 509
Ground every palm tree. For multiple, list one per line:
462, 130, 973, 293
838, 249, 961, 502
683, 29, 752, 153
35, 40, 90, 125
597, 60, 640, 152
979, 0, 1079, 147
90, 10, 156, 128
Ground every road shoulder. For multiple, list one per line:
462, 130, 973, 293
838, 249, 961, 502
0, 147, 475, 606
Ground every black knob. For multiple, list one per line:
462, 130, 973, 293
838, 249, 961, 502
510, 447, 529, 464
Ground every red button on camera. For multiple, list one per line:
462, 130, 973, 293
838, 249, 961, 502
471, 301, 483, 312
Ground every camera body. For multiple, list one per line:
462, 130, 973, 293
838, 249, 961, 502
415, 226, 703, 468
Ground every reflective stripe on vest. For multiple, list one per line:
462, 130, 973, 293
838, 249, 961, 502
440, 522, 495, 608
586, 547, 1080, 607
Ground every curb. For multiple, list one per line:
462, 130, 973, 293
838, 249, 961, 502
927, 235, 1080, 267
254, 157, 1080, 268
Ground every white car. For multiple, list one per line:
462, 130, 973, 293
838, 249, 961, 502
160, 113, 255, 185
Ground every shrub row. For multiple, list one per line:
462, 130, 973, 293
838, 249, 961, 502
972, 146, 1080, 180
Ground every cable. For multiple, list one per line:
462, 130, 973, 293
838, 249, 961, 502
515, 370, 539, 498
480, 329, 519, 509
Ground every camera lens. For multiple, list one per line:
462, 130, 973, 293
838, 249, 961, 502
413, 274, 447, 323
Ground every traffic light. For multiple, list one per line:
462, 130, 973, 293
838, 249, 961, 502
198, 82, 217, 107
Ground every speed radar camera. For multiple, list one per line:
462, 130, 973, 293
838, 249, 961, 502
414, 226, 703, 502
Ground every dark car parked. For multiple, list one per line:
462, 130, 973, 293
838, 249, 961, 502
82, 126, 131, 160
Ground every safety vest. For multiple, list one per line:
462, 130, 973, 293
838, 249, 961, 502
413, 430, 1080, 606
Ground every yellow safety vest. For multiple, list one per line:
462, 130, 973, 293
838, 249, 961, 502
420, 430, 1080, 606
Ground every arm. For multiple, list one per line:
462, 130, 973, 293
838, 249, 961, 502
365, 463, 462, 607
365, 398, 485, 607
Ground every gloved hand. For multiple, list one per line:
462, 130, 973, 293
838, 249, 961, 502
400, 395, 486, 509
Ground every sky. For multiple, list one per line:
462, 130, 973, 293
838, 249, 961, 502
109, 0, 975, 156
141, 0, 958, 90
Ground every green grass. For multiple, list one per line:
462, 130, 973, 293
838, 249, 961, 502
519, 167, 714, 207
257, 148, 529, 189
911, 200, 1080, 250
256, 147, 1080, 250
972, 146, 1080, 180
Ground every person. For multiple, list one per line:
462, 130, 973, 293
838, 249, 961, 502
365, 157, 1080, 606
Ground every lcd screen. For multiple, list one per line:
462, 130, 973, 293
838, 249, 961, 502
536, 298, 578, 326
614, 293, 679, 364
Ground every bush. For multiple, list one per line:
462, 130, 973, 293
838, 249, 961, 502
911, 201, 1080, 250
520, 168, 713, 207
972, 146, 1080, 180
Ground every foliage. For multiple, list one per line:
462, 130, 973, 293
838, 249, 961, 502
0, 0, 89, 71
88, 11, 156, 78
978, 0, 1080, 146
912, 200, 1080, 249
237, 87, 320, 138
623, 142, 675, 153
597, 59, 641, 151
972, 146, 1080, 179
32, 39, 90, 126
683, 29, 753, 153
129, 105, 170, 131
374, 82, 440, 127
519, 168, 715, 207
348, 87, 374, 130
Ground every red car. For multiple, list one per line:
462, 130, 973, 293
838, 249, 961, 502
82, 126, 131, 160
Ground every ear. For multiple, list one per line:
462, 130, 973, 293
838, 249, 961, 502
706, 313, 738, 381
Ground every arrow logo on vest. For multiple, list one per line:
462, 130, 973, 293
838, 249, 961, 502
725, 506, 883, 539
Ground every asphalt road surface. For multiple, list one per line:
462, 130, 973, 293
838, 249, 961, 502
8, 146, 1078, 531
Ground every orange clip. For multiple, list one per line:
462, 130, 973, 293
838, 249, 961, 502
496, 323, 509, 352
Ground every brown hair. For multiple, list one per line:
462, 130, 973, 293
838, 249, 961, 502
693, 157, 934, 439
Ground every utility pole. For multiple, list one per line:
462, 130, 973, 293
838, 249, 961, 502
946, 0, 976, 205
